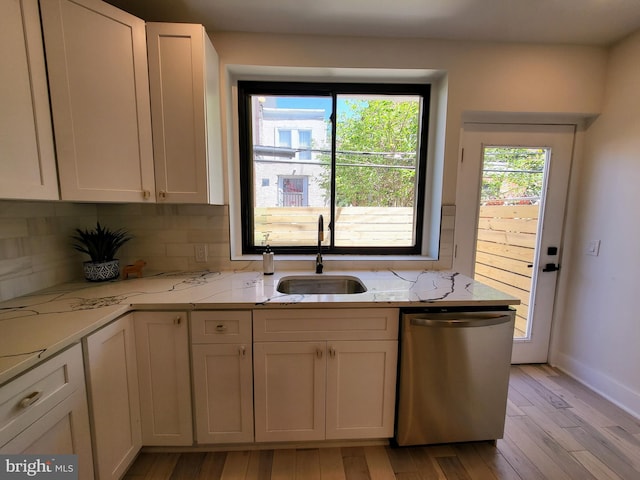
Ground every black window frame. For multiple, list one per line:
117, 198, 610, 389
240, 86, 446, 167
238, 80, 431, 255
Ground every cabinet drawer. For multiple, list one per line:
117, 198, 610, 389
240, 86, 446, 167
191, 311, 252, 344
0, 344, 84, 446
253, 308, 399, 341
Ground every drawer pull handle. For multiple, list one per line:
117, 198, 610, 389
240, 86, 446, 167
215, 324, 227, 332
239, 345, 246, 357
19, 391, 42, 409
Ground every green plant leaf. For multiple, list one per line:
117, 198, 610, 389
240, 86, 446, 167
71, 221, 132, 262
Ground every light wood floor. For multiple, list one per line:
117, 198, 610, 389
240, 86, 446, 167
123, 365, 640, 479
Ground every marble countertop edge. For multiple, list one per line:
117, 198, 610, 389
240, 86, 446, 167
0, 269, 519, 386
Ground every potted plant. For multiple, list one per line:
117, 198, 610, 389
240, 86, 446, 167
72, 222, 133, 281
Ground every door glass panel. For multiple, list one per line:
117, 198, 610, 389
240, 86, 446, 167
473, 147, 548, 339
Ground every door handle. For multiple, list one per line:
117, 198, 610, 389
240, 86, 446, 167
542, 263, 560, 272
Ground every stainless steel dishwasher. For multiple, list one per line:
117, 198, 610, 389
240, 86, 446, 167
395, 307, 515, 446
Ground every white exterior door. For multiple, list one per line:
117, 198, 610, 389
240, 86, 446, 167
455, 124, 575, 363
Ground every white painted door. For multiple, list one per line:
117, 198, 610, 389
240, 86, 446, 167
455, 124, 575, 363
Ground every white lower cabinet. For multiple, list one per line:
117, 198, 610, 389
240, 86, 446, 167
1, 344, 94, 480
191, 311, 253, 444
2, 306, 399, 471
252, 308, 399, 443
84, 314, 140, 480
134, 311, 192, 446
325, 340, 398, 439
253, 341, 326, 442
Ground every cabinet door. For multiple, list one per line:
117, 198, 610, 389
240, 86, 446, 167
0, 0, 58, 200
192, 344, 253, 443
253, 342, 325, 442
1, 388, 94, 480
85, 314, 141, 480
134, 312, 192, 446
40, 0, 155, 202
147, 22, 224, 204
326, 340, 398, 439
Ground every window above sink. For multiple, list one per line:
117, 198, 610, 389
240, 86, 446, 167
237, 80, 431, 257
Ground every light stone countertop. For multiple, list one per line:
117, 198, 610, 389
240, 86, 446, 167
0, 269, 519, 385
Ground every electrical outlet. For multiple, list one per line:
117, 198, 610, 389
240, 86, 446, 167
195, 244, 208, 262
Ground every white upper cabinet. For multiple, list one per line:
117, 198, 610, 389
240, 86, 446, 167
146, 22, 224, 204
40, 0, 156, 202
0, 0, 58, 200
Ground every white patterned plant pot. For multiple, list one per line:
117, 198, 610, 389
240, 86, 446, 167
83, 260, 120, 282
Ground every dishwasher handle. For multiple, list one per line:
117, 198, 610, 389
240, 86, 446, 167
408, 312, 512, 328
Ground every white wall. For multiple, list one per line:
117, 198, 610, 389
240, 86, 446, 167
211, 33, 607, 206
551, 31, 640, 418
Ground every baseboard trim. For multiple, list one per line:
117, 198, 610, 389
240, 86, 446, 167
141, 438, 390, 453
551, 352, 640, 420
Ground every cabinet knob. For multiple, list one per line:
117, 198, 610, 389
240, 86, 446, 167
142, 190, 151, 199
239, 345, 246, 357
158, 190, 167, 200
215, 324, 227, 332
19, 391, 42, 409
174, 316, 181, 325
316, 347, 323, 359
329, 346, 336, 358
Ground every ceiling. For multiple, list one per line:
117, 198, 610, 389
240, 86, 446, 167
106, 0, 640, 46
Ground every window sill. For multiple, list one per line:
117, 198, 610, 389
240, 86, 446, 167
232, 253, 438, 262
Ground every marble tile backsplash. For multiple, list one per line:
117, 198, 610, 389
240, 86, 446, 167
0, 200, 455, 302
0, 200, 97, 302
97, 203, 237, 275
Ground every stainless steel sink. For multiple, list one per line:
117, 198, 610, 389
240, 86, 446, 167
276, 275, 367, 295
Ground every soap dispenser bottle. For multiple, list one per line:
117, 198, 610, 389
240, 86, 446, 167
263, 245, 274, 275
